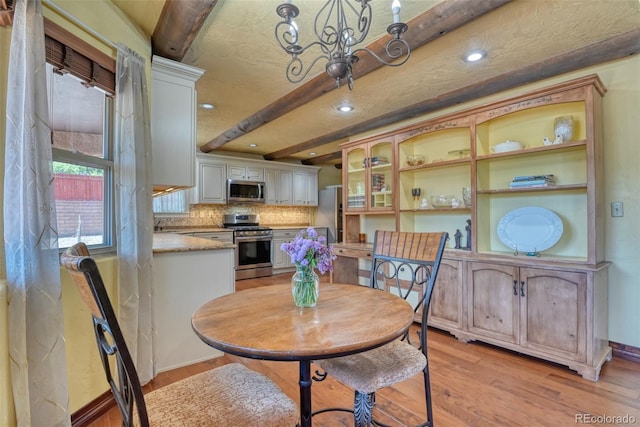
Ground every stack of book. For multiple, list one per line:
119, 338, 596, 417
509, 174, 556, 188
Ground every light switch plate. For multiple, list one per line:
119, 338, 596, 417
611, 201, 624, 217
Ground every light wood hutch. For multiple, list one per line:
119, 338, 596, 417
336, 75, 611, 380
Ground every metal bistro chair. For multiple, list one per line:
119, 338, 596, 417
61, 242, 299, 427
314, 231, 448, 427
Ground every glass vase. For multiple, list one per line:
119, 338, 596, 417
554, 115, 574, 143
462, 186, 472, 207
291, 265, 319, 308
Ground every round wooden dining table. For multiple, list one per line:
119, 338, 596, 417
191, 283, 414, 427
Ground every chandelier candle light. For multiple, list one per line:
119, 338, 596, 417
275, 0, 411, 90
281, 227, 336, 307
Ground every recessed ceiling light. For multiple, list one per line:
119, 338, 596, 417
465, 50, 486, 63
200, 103, 215, 109
338, 105, 354, 113
248, 144, 258, 147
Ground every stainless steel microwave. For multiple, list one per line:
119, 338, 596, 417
227, 179, 266, 203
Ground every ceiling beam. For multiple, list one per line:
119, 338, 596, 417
199, 0, 513, 154
152, 0, 219, 61
265, 28, 640, 160
301, 151, 342, 166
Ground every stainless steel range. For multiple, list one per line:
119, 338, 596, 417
223, 214, 273, 280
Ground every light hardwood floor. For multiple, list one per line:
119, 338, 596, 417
90, 274, 640, 426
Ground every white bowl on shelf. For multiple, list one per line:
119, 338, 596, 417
491, 140, 525, 153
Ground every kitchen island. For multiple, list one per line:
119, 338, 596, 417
152, 233, 236, 373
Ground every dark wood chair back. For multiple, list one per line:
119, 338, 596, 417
61, 242, 149, 427
370, 230, 448, 347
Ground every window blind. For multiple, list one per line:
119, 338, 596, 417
44, 18, 115, 95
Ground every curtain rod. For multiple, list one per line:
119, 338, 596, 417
42, 0, 117, 49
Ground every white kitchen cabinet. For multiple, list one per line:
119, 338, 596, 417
152, 246, 235, 372
272, 227, 328, 273
190, 153, 319, 205
192, 155, 227, 204
272, 228, 299, 272
293, 169, 318, 206
265, 168, 293, 205
151, 56, 204, 193
227, 163, 264, 181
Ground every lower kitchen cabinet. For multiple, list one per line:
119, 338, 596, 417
272, 229, 300, 273
272, 227, 329, 273
152, 247, 235, 372
463, 261, 610, 381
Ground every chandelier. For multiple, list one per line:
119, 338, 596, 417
275, 0, 411, 90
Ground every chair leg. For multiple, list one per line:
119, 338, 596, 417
354, 391, 374, 427
424, 362, 434, 427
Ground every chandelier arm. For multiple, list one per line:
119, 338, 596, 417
351, 38, 411, 67
354, 0, 372, 44
274, 20, 300, 53
286, 54, 332, 84
315, 0, 337, 47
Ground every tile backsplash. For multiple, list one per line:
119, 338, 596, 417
157, 204, 315, 228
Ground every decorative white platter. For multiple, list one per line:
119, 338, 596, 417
497, 206, 563, 253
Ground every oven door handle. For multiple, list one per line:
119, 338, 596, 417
235, 235, 273, 242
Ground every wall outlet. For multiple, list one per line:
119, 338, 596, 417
611, 201, 624, 217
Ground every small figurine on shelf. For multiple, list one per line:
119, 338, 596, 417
543, 137, 553, 146
420, 198, 428, 209
464, 219, 472, 250
553, 134, 564, 144
454, 229, 462, 249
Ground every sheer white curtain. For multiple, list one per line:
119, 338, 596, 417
4, 0, 70, 425
114, 44, 154, 383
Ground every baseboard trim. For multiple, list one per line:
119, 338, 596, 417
609, 341, 640, 364
71, 390, 115, 427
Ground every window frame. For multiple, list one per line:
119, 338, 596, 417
45, 20, 117, 253
50, 93, 115, 253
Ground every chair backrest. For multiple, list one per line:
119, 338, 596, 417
369, 231, 448, 348
60, 243, 149, 427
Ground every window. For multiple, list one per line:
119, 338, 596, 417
48, 63, 114, 250
153, 190, 189, 215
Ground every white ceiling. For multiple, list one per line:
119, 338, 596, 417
112, 0, 640, 165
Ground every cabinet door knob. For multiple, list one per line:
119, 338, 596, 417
513, 280, 518, 296
520, 281, 526, 297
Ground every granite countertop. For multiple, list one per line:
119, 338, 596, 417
156, 227, 228, 234
158, 225, 317, 233
153, 233, 235, 253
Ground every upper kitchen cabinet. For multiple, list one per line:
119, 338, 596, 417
342, 135, 395, 212
227, 163, 265, 181
265, 168, 292, 205
151, 55, 204, 193
192, 154, 227, 204
292, 169, 319, 206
